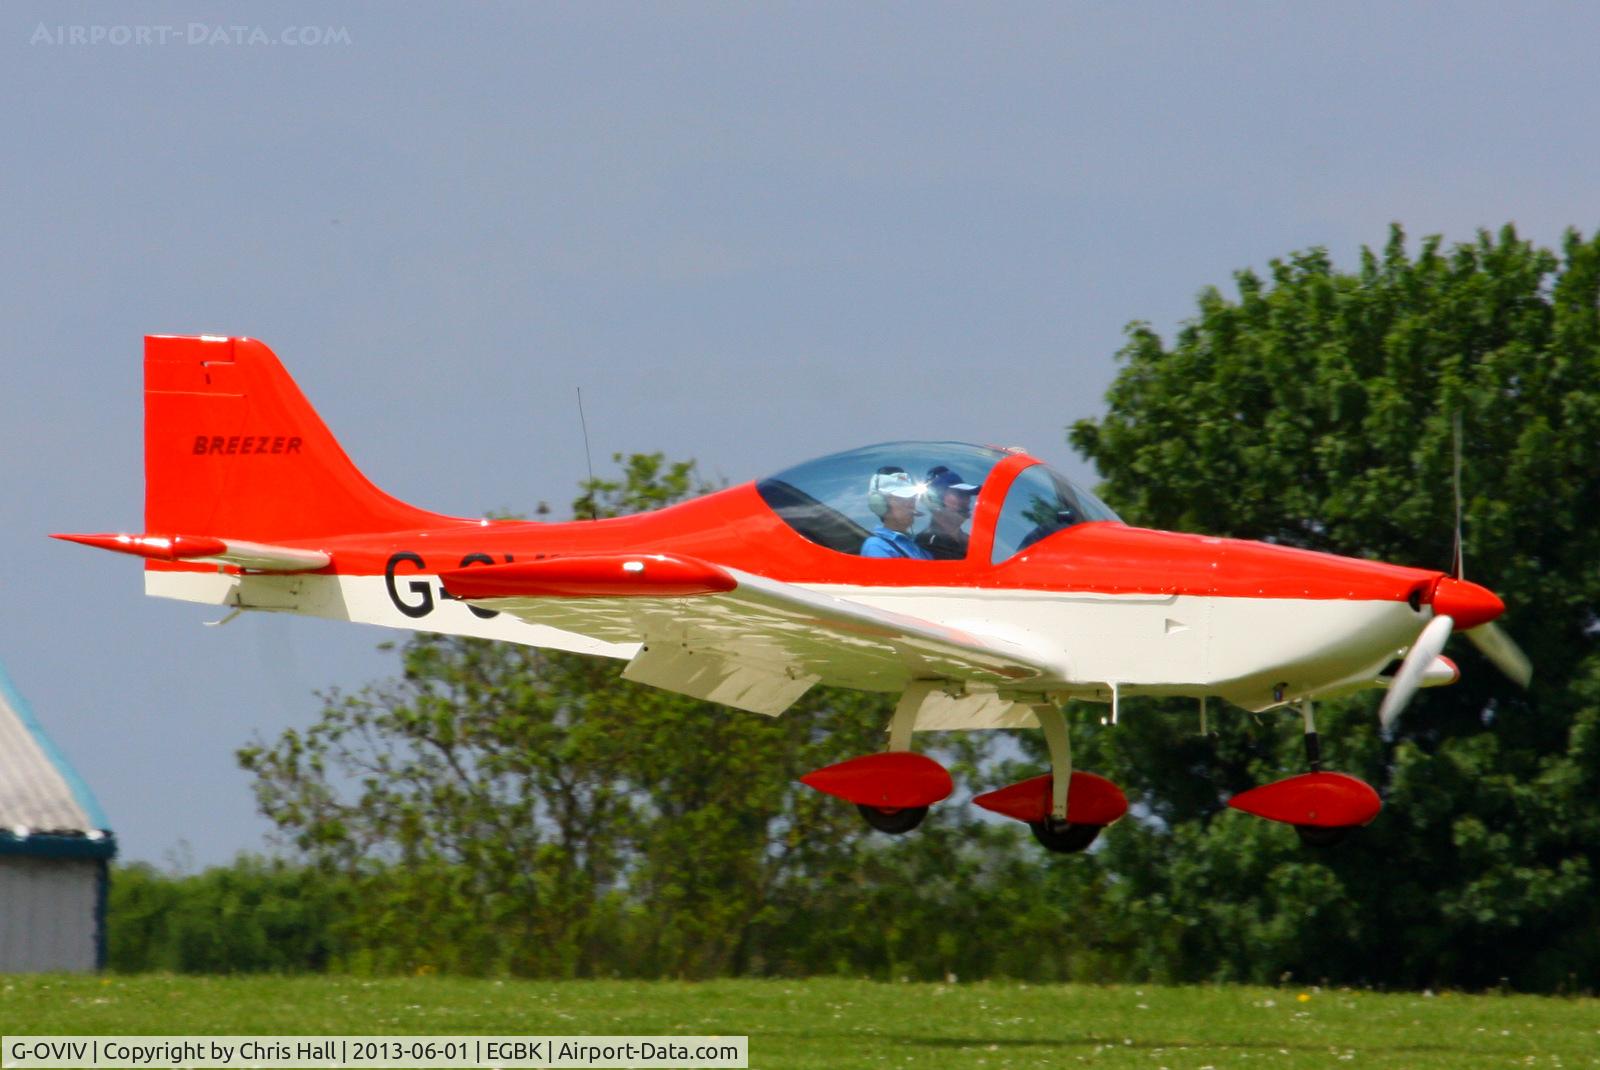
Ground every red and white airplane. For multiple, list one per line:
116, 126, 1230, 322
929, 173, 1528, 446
57, 336, 1531, 852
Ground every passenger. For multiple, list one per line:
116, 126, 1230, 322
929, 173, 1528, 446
860, 468, 933, 559
915, 465, 980, 560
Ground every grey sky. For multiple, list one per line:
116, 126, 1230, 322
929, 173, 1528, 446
3, 2, 1597, 867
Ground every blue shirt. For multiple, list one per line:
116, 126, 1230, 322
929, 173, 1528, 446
861, 526, 933, 559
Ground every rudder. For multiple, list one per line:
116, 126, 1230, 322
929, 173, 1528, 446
144, 335, 464, 540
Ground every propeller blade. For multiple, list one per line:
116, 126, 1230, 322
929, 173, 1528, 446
1466, 622, 1533, 689
1378, 615, 1455, 736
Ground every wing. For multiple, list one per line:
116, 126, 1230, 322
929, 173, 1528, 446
440, 553, 1067, 715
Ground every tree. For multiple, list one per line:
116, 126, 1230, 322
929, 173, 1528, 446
1068, 224, 1600, 989
108, 856, 346, 973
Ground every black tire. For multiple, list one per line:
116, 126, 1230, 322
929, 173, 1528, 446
1295, 824, 1351, 848
856, 803, 929, 834
1029, 819, 1103, 854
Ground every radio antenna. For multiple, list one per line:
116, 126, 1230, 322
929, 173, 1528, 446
577, 387, 597, 521
1451, 409, 1464, 579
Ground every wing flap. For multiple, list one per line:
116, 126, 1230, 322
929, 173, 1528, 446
622, 645, 818, 715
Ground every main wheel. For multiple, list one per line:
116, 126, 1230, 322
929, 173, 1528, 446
1029, 819, 1102, 854
856, 803, 929, 834
1295, 824, 1351, 848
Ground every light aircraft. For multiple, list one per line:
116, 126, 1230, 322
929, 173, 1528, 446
57, 336, 1531, 852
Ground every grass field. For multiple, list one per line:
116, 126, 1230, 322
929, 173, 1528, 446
2, 975, 1596, 1069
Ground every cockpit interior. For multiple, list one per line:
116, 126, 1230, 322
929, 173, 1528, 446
756, 442, 1120, 564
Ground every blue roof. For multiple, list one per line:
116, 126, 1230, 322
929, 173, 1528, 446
0, 659, 115, 858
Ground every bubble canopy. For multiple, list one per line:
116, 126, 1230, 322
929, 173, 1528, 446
755, 441, 1121, 561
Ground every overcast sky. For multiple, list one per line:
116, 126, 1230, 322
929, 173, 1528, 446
3, 2, 1597, 867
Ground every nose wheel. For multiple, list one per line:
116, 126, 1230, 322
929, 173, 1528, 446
1295, 700, 1349, 848
1227, 700, 1381, 846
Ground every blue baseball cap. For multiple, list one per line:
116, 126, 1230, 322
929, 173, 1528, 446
926, 466, 978, 496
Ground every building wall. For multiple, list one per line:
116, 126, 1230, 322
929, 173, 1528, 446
0, 855, 102, 972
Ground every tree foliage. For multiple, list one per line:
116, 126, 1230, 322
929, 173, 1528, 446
1069, 224, 1600, 989
108, 856, 344, 974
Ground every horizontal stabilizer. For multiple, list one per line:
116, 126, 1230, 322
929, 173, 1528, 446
52, 532, 331, 572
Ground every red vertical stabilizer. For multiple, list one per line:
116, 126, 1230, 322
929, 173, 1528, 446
143, 335, 468, 541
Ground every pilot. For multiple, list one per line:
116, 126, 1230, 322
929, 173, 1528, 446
915, 466, 980, 560
860, 468, 933, 559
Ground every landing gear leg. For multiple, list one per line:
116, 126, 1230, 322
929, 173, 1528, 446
1294, 699, 1348, 847
886, 682, 927, 754
1301, 698, 1322, 772
1029, 703, 1102, 854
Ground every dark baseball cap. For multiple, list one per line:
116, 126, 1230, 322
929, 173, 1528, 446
926, 466, 979, 495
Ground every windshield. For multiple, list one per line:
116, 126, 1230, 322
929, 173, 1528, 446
990, 463, 1122, 563
757, 442, 1010, 558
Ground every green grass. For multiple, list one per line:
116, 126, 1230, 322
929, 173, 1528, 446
2, 976, 1597, 1069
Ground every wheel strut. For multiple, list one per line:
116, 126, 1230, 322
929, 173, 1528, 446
1033, 702, 1073, 822
1301, 699, 1322, 772
888, 682, 937, 753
